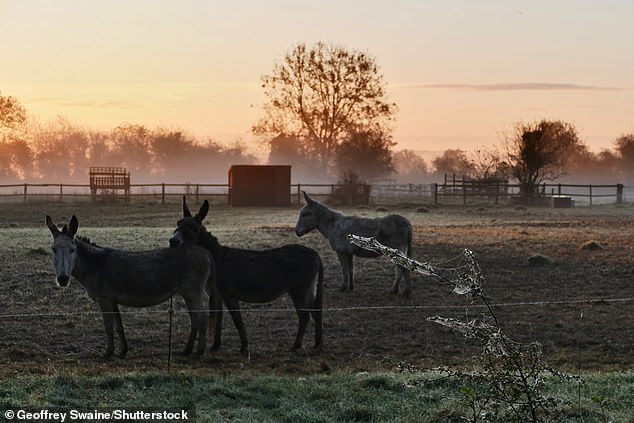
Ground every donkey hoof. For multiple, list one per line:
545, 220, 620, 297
117, 346, 128, 358
101, 351, 114, 360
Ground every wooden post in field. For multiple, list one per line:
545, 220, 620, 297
161, 183, 166, 205
617, 184, 624, 204
589, 185, 593, 207
297, 184, 301, 205
433, 183, 438, 205
59, 184, 63, 202
23, 183, 27, 202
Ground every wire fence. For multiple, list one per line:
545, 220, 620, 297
2, 296, 632, 319
0, 181, 628, 206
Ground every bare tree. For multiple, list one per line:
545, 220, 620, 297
253, 42, 397, 172
0, 92, 29, 180
466, 148, 506, 180
503, 120, 581, 198
0, 92, 26, 131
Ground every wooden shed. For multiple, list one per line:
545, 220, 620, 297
228, 165, 291, 207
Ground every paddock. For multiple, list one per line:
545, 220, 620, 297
0, 201, 632, 375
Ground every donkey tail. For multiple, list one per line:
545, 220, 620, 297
316, 254, 324, 308
312, 253, 324, 348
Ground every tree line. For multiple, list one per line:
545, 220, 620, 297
2, 41, 634, 193
0, 112, 256, 183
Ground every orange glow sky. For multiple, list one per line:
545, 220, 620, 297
1, 0, 633, 154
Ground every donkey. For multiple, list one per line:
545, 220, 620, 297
295, 191, 413, 295
46, 215, 214, 358
169, 197, 323, 354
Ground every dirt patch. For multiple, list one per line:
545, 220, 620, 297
0, 201, 632, 376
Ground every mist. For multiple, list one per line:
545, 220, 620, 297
1, 116, 633, 189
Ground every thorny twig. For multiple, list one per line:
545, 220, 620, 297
348, 233, 577, 422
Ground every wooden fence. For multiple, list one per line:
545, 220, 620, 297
0, 181, 627, 206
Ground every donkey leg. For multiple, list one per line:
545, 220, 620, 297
98, 302, 116, 359
289, 294, 310, 351
292, 309, 310, 351
395, 243, 412, 296
195, 305, 209, 357
193, 292, 209, 357
401, 267, 412, 296
310, 307, 323, 349
209, 295, 223, 352
181, 294, 208, 357
187, 308, 208, 357
309, 271, 323, 348
225, 298, 249, 354
390, 264, 402, 295
112, 304, 128, 358
180, 312, 197, 356
337, 252, 354, 291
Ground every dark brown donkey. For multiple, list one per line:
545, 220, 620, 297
169, 197, 323, 354
47, 215, 214, 358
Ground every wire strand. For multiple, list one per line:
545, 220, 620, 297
2, 297, 632, 319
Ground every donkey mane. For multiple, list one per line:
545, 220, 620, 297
198, 229, 223, 254
74, 236, 109, 256
76, 235, 99, 247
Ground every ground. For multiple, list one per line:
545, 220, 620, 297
0, 200, 632, 377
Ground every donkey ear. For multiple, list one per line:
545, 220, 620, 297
68, 215, 79, 237
196, 200, 209, 222
303, 191, 314, 205
182, 196, 192, 217
46, 215, 59, 236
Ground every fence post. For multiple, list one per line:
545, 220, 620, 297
433, 183, 438, 205
617, 184, 624, 204
558, 184, 561, 196
589, 185, 593, 207
462, 182, 467, 205
195, 184, 199, 202
23, 183, 27, 202
297, 184, 301, 205
59, 183, 63, 202
161, 183, 166, 205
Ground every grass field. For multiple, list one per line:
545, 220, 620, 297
0, 200, 632, 421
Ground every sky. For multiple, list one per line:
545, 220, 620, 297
1, 0, 633, 155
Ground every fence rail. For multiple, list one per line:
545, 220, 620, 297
0, 181, 628, 206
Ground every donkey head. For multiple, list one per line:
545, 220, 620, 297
46, 215, 78, 287
169, 196, 209, 247
294, 191, 320, 237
